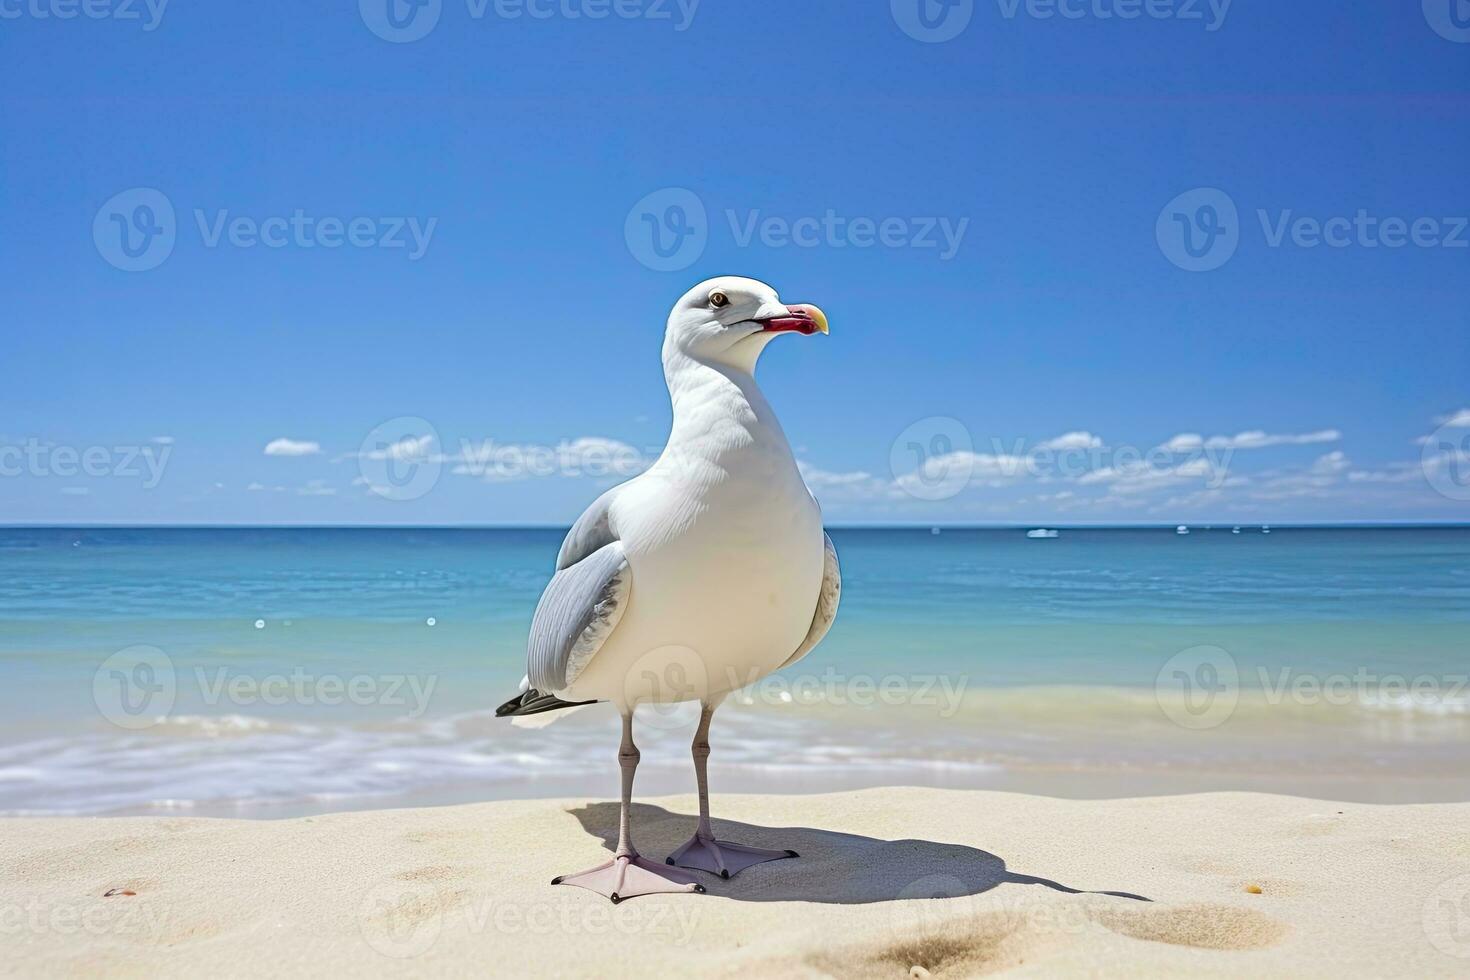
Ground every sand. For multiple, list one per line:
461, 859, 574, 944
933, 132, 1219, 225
4, 788, 1469, 978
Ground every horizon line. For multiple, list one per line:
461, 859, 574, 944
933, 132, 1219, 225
3, 521, 1468, 531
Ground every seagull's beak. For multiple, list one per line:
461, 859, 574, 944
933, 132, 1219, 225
757, 304, 829, 336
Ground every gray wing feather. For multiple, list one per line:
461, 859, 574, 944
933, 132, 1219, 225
556, 488, 620, 571
778, 533, 841, 671
528, 540, 631, 693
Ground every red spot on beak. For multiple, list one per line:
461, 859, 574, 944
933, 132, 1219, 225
758, 304, 829, 336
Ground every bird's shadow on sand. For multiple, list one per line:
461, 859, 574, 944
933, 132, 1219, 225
567, 802, 1150, 905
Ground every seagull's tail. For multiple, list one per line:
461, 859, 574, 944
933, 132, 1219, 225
495, 687, 598, 729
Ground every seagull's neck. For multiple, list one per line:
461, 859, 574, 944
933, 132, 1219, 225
660, 347, 795, 468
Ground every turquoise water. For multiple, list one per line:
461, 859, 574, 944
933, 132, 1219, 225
1, 526, 1467, 814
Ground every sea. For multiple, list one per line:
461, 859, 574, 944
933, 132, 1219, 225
1, 525, 1466, 817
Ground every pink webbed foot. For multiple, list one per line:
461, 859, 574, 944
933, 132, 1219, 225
667, 834, 798, 879
552, 854, 705, 904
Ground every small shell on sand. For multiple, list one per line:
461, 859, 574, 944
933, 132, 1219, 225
1245, 884, 1263, 894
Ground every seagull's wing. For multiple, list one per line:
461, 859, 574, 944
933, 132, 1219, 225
499, 491, 631, 715
555, 487, 620, 571
527, 540, 632, 694
777, 532, 841, 671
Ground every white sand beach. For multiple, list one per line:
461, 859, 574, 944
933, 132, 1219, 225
5, 787, 1469, 978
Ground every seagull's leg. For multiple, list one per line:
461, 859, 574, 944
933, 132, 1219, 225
667, 701, 798, 879
551, 711, 705, 903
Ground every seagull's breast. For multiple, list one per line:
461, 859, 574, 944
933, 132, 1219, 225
564, 398, 826, 708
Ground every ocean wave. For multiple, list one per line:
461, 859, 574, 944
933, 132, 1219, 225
3, 687, 1468, 817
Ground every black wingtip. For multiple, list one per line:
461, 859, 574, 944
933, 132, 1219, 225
497, 688, 598, 718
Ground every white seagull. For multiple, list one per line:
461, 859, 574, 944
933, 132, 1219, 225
496, 276, 842, 903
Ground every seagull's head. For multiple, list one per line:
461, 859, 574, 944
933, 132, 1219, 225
663, 276, 828, 369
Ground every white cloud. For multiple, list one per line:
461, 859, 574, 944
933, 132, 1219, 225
151, 436, 175, 445
892, 451, 1034, 496
1157, 429, 1340, 452
1160, 433, 1204, 452
264, 438, 322, 457
798, 461, 878, 489
1077, 456, 1221, 495
247, 482, 267, 491
1436, 408, 1470, 428
1040, 431, 1103, 451
797, 460, 894, 499
1203, 429, 1341, 450
297, 479, 336, 497
359, 434, 435, 462
1347, 466, 1422, 485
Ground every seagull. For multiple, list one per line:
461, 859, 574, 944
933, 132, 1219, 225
496, 276, 842, 903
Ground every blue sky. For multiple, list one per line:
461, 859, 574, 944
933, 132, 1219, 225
3, 0, 1468, 525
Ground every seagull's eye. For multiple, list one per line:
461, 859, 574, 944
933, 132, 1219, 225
709, 291, 730, 309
